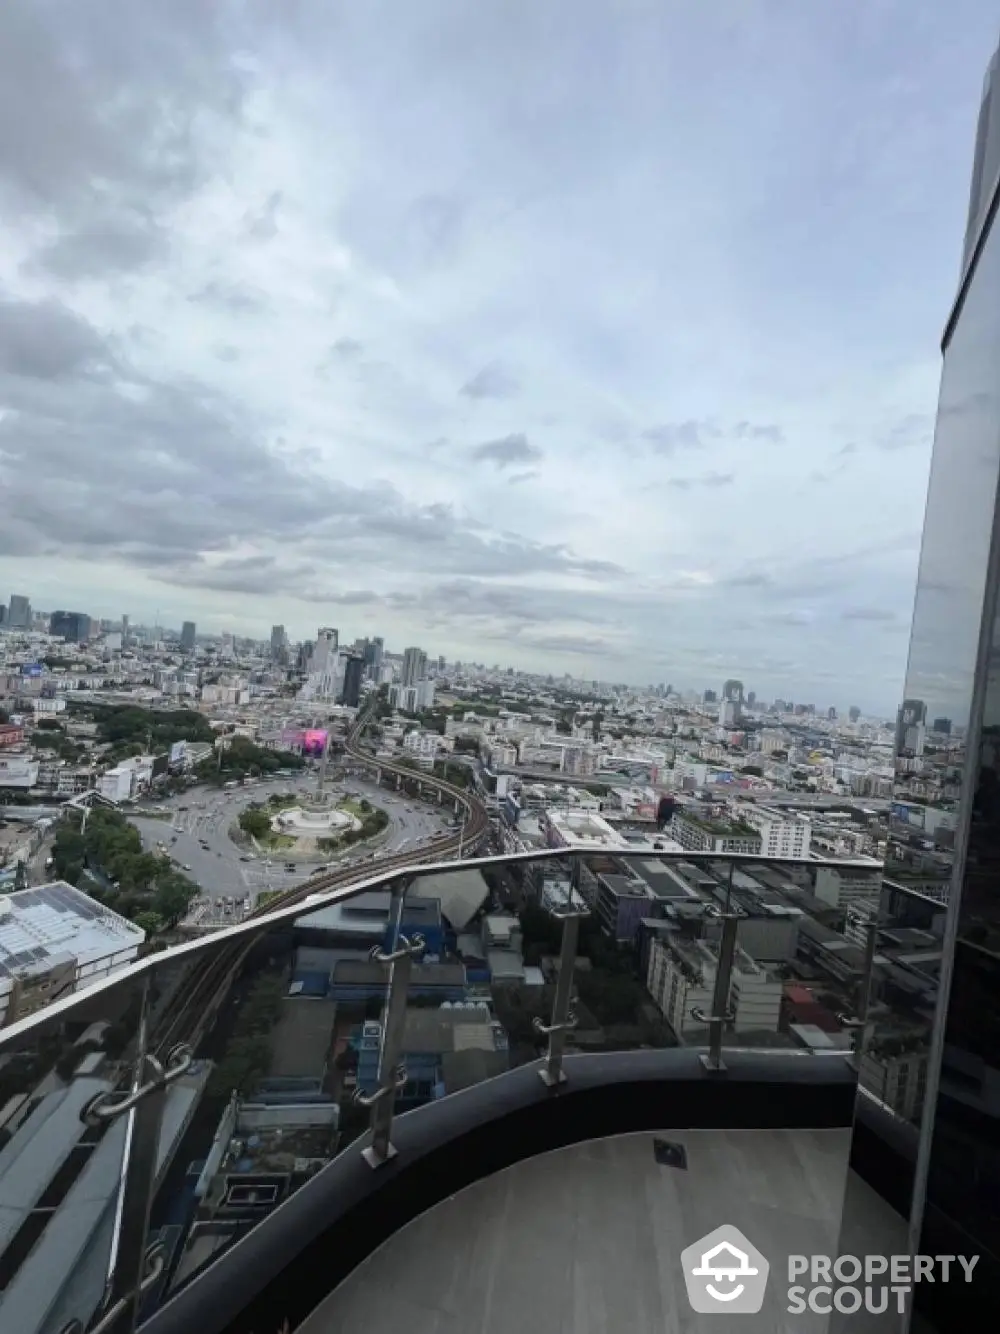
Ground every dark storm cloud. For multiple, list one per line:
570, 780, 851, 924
461, 362, 519, 400
0, 296, 112, 379
470, 433, 542, 469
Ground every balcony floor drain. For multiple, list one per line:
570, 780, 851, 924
653, 1138, 688, 1170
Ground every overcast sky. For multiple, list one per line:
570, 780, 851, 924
1, 1, 997, 714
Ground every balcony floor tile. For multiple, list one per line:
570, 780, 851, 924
301, 1128, 852, 1333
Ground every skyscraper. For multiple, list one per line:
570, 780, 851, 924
846, 37, 1000, 1326
341, 653, 364, 708
180, 621, 196, 652
270, 624, 287, 660
7, 594, 30, 629
401, 646, 427, 687
49, 611, 91, 643
721, 678, 744, 721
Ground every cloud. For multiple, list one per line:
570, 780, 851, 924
470, 433, 542, 470
0, 295, 112, 380
460, 362, 519, 400
189, 281, 268, 314
245, 189, 282, 241
733, 420, 784, 443
840, 607, 897, 622
668, 471, 733, 490
507, 470, 539, 485
29, 214, 168, 280
878, 413, 934, 451
642, 420, 715, 454
331, 337, 364, 357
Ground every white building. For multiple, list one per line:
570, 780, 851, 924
735, 804, 812, 859
98, 765, 135, 803
0, 756, 39, 789
542, 807, 628, 850
646, 936, 782, 1040
0, 882, 145, 1026
815, 863, 883, 912
402, 730, 440, 769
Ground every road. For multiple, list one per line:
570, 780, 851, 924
128, 772, 453, 906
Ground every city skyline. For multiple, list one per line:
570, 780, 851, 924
2, 3, 998, 714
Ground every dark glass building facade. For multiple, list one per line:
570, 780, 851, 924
847, 35, 1000, 1329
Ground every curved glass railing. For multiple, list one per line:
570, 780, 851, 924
0, 842, 882, 1334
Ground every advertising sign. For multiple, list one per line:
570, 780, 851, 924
169, 741, 186, 765
301, 728, 328, 756
21, 664, 42, 677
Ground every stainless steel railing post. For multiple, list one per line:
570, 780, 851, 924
356, 880, 425, 1167
839, 917, 880, 1069
535, 859, 588, 1088
691, 894, 740, 1073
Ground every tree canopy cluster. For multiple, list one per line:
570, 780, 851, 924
52, 807, 198, 936
196, 735, 305, 785
93, 704, 216, 749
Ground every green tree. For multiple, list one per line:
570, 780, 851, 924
239, 805, 273, 839
133, 910, 166, 937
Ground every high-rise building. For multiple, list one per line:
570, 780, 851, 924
121, 614, 129, 643
848, 705, 861, 723
401, 646, 427, 687
49, 611, 91, 643
312, 628, 338, 675
722, 679, 744, 722
270, 624, 287, 660
894, 697, 927, 755
7, 594, 30, 629
180, 621, 196, 652
341, 654, 364, 708
362, 636, 384, 680
852, 40, 1000, 1325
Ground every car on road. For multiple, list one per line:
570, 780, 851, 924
183, 863, 192, 871
240, 855, 252, 862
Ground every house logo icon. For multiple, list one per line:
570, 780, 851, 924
681, 1224, 770, 1314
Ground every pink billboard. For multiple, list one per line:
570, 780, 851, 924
301, 728, 328, 756
280, 727, 329, 755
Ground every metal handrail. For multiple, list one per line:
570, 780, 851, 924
0, 846, 881, 1047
